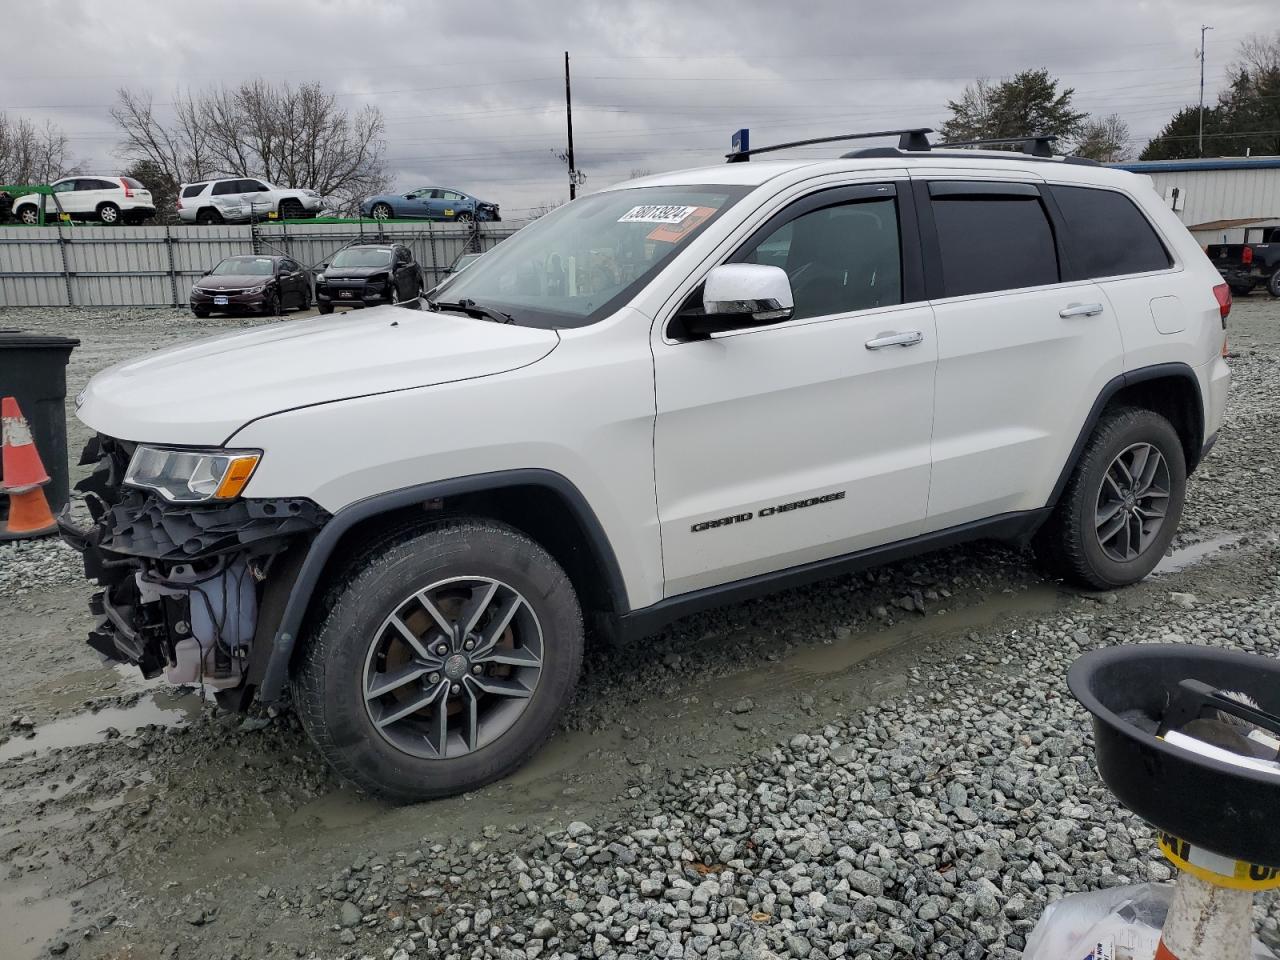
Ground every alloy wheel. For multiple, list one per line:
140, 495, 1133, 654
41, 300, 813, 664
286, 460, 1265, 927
372, 204, 391, 221
361, 576, 544, 759
1094, 442, 1170, 563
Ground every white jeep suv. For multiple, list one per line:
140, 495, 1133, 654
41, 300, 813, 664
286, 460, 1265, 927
63, 131, 1231, 801
177, 177, 323, 224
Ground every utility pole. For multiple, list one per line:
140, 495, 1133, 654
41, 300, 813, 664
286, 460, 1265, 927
1198, 24, 1213, 158
565, 51, 577, 200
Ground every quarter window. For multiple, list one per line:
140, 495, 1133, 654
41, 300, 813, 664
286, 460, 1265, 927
930, 190, 1059, 297
1050, 185, 1172, 278
741, 198, 902, 319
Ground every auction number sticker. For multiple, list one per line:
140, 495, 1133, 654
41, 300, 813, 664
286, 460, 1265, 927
619, 204, 699, 224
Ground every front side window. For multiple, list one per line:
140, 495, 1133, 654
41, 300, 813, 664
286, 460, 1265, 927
331, 247, 393, 268
52, 180, 77, 193
1050, 185, 1172, 279
211, 256, 274, 276
930, 189, 1059, 297
435, 185, 747, 328
246, 180, 271, 192
741, 198, 902, 319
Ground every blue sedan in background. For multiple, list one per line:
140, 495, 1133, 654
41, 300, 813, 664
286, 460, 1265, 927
360, 187, 501, 222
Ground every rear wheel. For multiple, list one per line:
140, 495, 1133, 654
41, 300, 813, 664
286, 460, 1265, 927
1034, 406, 1186, 589
1268, 268, 1280, 298
97, 202, 121, 225
371, 203, 393, 221
293, 520, 583, 801
196, 208, 222, 225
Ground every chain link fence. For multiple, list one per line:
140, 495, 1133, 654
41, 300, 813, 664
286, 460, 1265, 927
0, 220, 522, 308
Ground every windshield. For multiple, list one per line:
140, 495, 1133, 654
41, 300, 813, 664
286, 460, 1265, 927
211, 256, 274, 276
332, 247, 393, 268
433, 185, 748, 328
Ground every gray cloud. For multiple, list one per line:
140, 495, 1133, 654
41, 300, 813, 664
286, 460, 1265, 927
2, 0, 1268, 216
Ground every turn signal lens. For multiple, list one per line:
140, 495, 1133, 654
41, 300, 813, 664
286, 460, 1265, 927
213, 454, 261, 499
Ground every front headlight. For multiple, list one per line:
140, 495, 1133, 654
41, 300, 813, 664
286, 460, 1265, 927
247, 283, 267, 294
125, 446, 261, 502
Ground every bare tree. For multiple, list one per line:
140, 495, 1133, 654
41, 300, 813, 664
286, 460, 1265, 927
1073, 114, 1133, 162
112, 80, 390, 212
0, 114, 77, 185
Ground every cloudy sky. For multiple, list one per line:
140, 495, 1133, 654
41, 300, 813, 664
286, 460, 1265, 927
4, 0, 1270, 218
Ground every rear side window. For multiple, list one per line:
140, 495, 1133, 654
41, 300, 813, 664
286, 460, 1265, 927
82, 178, 117, 190
742, 198, 903, 319
930, 187, 1059, 297
212, 180, 239, 196
1050, 185, 1172, 278
182, 183, 207, 198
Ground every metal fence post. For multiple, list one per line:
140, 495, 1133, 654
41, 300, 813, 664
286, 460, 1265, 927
165, 225, 179, 306
429, 224, 438, 285
56, 224, 73, 306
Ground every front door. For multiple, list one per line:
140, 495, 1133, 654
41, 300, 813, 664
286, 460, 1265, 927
914, 177, 1123, 530
653, 182, 938, 597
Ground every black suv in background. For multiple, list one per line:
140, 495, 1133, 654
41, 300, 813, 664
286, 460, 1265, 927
190, 254, 311, 317
316, 243, 424, 313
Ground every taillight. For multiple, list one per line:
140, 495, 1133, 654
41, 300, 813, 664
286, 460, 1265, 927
120, 179, 132, 198
176, 199, 183, 209
1242, 246, 1253, 265
1213, 282, 1231, 325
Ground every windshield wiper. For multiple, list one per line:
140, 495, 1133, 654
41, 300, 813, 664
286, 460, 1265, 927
428, 298, 514, 324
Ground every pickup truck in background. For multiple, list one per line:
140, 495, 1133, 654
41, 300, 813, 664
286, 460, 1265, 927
1207, 227, 1280, 297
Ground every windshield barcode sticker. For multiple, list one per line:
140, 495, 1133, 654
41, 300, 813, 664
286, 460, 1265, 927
619, 205, 699, 224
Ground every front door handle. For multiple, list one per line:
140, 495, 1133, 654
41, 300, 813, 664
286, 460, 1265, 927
865, 330, 924, 350
1059, 302, 1105, 318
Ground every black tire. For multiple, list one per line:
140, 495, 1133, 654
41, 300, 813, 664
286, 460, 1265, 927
317, 301, 334, 315
455, 211, 475, 223
1268, 268, 1280, 298
264, 289, 282, 316
299, 285, 312, 311
371, 203, 393, 221
192, 306, 211, 318
279, 198, 304, 220
196, 207, 223, 225
97, 202, 121, 225
16, 205, 39, 225
293, 519, 584, 802
1229, 284, 1252, 298
1034, 406, 1187, 590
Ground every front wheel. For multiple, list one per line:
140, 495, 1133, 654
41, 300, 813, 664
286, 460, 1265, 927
1034, 406, 1187, 589
293, 520, 584, 801
16, 205, 39, 225
455, 211, 475, 224
192, 306, 211, 318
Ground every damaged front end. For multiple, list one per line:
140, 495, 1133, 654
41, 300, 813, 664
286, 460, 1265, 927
58, 436, 329, 707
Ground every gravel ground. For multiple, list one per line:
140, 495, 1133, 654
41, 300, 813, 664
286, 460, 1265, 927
1, 298, 1278, 960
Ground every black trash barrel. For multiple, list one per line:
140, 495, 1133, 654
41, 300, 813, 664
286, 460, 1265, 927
0, 332, 81, 517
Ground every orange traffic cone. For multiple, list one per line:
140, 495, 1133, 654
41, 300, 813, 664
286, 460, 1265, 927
1, 397, 57, 539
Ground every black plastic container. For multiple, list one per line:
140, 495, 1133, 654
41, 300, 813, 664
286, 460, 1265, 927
1068, 645, 1280, 867
0, 332, 81, 517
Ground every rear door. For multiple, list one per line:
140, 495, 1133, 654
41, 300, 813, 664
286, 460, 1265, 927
653, 180, 939, 596
915, 176, 1120, 530
78, 177, 119, 217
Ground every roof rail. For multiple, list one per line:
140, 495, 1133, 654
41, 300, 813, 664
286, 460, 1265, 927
726, 127, 933, 163
933, 134, 1059, 158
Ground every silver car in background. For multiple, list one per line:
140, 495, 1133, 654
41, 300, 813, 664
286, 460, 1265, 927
177, 177, 324, 224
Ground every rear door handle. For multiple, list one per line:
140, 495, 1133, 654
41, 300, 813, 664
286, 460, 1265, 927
1059, 302, 1104, 318
865, 330, 924, 350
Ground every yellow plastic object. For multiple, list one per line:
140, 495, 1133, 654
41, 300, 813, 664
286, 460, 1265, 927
213, 454, 260, 499
1159, 832, 1280, 892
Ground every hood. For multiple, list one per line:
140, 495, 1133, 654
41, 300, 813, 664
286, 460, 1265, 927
76, 306, 559, 446
321, 264, 392, 280
195, 274, 273, 290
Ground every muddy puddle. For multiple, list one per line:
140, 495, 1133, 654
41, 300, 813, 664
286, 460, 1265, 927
0, 689, 199, 763
1155, 532, 1253, 575
0, 884, 72, 960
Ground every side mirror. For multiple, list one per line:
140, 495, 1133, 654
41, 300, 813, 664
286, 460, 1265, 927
673, 264, 794, 339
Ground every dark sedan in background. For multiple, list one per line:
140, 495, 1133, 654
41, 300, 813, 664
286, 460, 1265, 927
190, 255, 311, 317
359, 187, 500, 223
315, 243, 424, 313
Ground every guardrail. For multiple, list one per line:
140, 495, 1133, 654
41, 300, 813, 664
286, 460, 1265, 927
0, 220, 522, 308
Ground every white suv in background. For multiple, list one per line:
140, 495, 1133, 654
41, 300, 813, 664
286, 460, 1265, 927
13, 176, 155, 225
65, 130, 1231, 802
177, 177, 324, 224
